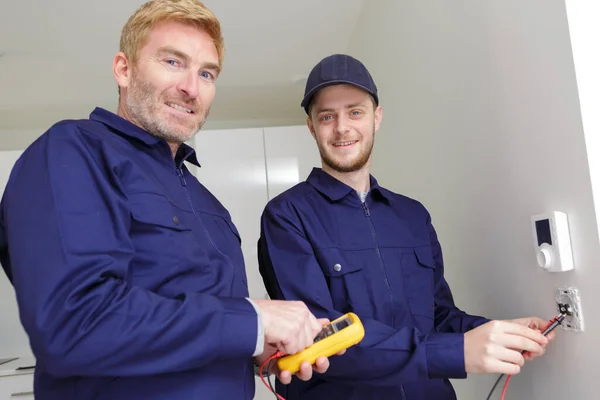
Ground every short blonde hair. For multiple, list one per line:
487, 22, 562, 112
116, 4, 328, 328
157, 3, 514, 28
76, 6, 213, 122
120, 0, 225, 66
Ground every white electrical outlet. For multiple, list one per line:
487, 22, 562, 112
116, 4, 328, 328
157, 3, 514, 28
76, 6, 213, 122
555, 287, 584, 332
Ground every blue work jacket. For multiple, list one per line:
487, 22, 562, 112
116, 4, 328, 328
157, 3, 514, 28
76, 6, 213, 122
0, 108, 259, 400
258, 168, 489, 400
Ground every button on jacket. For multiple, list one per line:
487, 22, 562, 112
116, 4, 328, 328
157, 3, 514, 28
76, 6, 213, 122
258, 168, 488, 400
0, 108, 259, 400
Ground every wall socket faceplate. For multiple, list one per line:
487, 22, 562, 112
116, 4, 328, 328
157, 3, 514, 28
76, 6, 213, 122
556, 287, 584, 332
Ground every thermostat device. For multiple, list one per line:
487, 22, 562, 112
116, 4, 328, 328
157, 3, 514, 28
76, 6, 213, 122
276, 312, 364, 374
531, 211, 574, 272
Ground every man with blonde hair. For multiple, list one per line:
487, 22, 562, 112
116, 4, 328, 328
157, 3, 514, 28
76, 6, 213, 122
0, 1, 334, 399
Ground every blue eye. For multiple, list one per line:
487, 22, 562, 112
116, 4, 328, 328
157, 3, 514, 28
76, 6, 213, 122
165, 59, 180, 67
200, 71, 214, 80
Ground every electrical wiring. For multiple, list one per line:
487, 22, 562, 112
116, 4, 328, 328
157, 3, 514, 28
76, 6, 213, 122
485, 314, 566, 400
267, 359, 278, 397
259, 314, 565, 400
260, 351, 286, 400
486, 374, 507, 400
500, 375, 513, 400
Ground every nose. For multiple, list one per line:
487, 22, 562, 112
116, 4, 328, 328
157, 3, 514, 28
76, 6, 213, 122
334, 114, 350, 136
177, 71, 199, 99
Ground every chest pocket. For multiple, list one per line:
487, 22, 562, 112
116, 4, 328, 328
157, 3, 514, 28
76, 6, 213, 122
130, 191, 193, 233
316, 248, 371, 317
129, 193, 201, 289
131, 196, 192, 232
402, 246, 436, 333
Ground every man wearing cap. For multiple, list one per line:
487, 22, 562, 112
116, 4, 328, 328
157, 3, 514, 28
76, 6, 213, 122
257, 54, 554, 399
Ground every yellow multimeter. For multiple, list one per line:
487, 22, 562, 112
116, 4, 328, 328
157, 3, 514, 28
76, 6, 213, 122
276, 312, 365, 374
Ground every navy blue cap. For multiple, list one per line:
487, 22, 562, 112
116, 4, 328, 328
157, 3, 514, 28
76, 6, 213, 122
301, 54, 378, 114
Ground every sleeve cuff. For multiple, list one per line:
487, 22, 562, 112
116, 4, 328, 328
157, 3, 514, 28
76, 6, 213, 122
245, 298, 265, 357
426, 333, 467, 379
217, 297, 261, 358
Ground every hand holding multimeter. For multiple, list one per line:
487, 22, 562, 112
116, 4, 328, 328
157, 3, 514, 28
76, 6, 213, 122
277, 312, 365, 373
259, 312, 365, 399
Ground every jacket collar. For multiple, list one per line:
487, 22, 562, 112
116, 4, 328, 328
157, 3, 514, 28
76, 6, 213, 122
90, 107, 200, 167
306, 167, 391, 203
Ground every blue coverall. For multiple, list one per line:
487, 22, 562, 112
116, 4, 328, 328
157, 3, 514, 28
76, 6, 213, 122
0, 108, 260, 400
258, 167, 489, 400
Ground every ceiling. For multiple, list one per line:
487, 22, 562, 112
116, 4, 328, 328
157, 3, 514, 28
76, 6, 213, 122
0, 0, 365, 135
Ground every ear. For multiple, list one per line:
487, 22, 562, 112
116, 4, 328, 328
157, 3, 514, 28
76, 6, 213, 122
374, 105, 383, 132
306, 116, 317, 140
113, 52, 132, 91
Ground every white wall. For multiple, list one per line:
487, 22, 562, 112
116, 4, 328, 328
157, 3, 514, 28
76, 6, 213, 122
348, 0, 599, 398
0, 131, 42, 152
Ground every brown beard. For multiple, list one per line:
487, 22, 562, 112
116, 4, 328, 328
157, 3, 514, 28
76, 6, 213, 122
125, 72, 208, 143
318, 123, 375, 173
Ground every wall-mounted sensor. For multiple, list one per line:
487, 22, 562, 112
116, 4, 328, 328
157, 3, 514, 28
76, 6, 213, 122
531, 211, 574, 272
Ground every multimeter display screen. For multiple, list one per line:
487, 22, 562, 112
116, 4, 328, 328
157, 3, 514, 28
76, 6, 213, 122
313, 316, 352, 343
334, 318, 351, 331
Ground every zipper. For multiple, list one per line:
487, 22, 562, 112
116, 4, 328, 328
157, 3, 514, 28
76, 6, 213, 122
361, 199, 396, 325
177, 166, 187, 186
362, 199, 406, 398
175, 164, 235, 271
